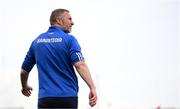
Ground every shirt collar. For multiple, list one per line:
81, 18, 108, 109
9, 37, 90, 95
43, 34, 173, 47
48, 25, 64, 33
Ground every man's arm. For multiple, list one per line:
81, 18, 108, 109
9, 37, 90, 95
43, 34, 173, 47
74, 61, 97, 107
20, 69, 32, 97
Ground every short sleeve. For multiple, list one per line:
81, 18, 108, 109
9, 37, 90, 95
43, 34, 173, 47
21, 43, 36, 72
69, 36, 84, 64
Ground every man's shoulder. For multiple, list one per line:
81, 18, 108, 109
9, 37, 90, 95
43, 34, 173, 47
66, 34, 77, 40
60, 33, 76, 43
30, 33, 46, 44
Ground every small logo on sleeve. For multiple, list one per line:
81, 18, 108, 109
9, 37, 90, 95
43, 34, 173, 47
76, 52, 84, 61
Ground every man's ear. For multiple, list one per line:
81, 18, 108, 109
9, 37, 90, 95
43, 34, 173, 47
56, 17, 63, 25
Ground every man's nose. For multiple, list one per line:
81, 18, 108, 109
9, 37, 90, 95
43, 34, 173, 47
71, 21, 74, 25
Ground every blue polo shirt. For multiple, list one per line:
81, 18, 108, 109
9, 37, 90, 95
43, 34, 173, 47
22, 26, 84, 99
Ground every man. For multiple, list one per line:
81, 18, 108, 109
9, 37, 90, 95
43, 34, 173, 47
20, 8, 97, 109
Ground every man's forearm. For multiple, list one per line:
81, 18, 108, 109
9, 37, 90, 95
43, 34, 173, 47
20, 69, 29, 88
75, 61, 96, 89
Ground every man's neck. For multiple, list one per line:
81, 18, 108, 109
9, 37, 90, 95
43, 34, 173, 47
52, 24, 62, 28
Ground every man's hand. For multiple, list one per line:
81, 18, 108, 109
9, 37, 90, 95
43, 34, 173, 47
21, 85, 33, 97
89, 88, 97, 107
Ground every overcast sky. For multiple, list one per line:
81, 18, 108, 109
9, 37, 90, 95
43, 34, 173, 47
0, 0, 179, 109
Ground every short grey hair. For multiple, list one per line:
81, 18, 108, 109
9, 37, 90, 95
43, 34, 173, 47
50, 8, 69, 25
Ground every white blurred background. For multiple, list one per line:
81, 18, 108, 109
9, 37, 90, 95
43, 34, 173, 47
0, 0, 179, 109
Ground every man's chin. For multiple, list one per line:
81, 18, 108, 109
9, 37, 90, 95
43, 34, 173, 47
64, 30, 70, 33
